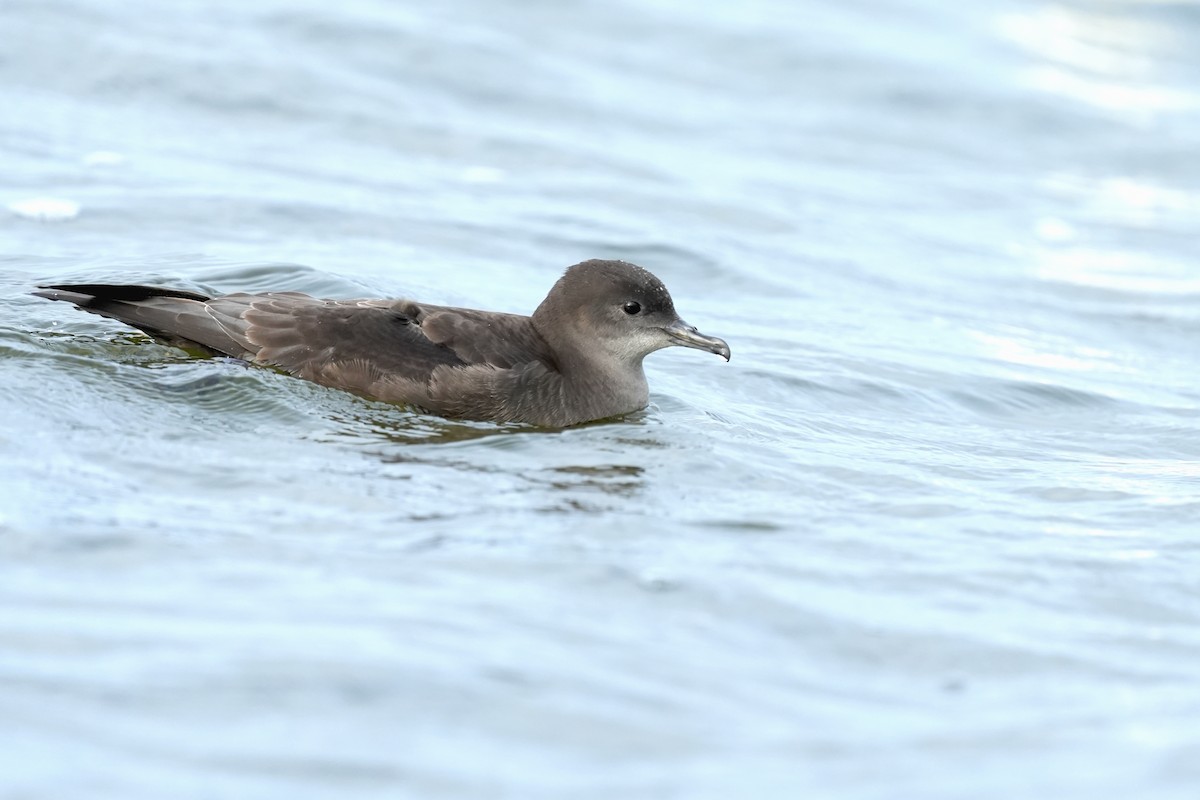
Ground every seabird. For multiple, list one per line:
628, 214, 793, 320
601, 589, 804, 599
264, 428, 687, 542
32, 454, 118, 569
34, 259, 730, 426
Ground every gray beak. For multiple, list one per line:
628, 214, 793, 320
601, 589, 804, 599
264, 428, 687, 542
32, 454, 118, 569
663, 318, 731, 361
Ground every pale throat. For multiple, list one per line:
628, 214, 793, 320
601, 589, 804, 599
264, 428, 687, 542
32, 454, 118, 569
556, 338, 650, 412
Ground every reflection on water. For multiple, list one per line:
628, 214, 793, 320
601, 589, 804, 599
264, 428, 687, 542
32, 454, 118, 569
318, 400, 655, 510
998, 4, 1196, 115
999, 6, 1161, 76
1025, 66, 1193, 116
323, 404, 531, 445
967, 328, 1120, 374
1042, 173, 1200, 227
1032, 247, 1200, 294
1031, 173, 1200, 294
999, 5, 1200, 302
543, 464, 645, 500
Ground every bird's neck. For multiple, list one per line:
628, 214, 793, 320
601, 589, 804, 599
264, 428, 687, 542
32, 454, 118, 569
553, 341, 649, 421
529, 313, 650, 422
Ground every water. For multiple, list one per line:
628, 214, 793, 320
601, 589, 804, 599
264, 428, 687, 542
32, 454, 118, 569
3, 0, 1200, 797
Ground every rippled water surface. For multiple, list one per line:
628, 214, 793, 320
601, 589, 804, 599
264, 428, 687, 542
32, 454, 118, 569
3, 0, 1200, 798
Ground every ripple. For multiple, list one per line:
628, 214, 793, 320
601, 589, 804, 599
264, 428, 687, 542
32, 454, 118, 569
190, 262, 373, 297
318, 403, 528, 446
946, 378, 1120, 416
127, 361, 309, 419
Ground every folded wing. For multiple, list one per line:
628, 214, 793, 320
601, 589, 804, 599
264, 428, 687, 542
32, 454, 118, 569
35, 284, 555, 411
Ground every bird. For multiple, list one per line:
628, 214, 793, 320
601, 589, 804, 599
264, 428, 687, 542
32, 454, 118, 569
34, 259, 730, 427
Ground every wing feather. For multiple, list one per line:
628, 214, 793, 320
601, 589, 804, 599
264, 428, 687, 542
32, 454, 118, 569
38, 284, 565, 420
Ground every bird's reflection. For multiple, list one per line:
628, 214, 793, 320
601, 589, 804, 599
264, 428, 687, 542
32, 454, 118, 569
318, 400, 656, 506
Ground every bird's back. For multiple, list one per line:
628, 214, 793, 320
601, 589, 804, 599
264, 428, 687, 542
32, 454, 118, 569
35, 284, 559, 418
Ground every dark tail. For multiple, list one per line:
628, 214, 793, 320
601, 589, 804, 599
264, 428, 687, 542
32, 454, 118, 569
34, 283, 212, 305
34, 283, 249, 358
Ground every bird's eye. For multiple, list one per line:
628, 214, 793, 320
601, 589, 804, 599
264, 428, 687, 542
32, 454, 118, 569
623, 301, 642, 315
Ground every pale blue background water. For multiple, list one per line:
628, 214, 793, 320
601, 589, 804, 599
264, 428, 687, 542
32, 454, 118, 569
2, 0, 1199, 798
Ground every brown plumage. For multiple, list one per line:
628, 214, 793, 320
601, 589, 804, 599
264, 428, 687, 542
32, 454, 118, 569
34, 259, 731, 427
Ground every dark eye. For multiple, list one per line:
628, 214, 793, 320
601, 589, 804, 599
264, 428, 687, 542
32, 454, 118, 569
623, 301, 641, 315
